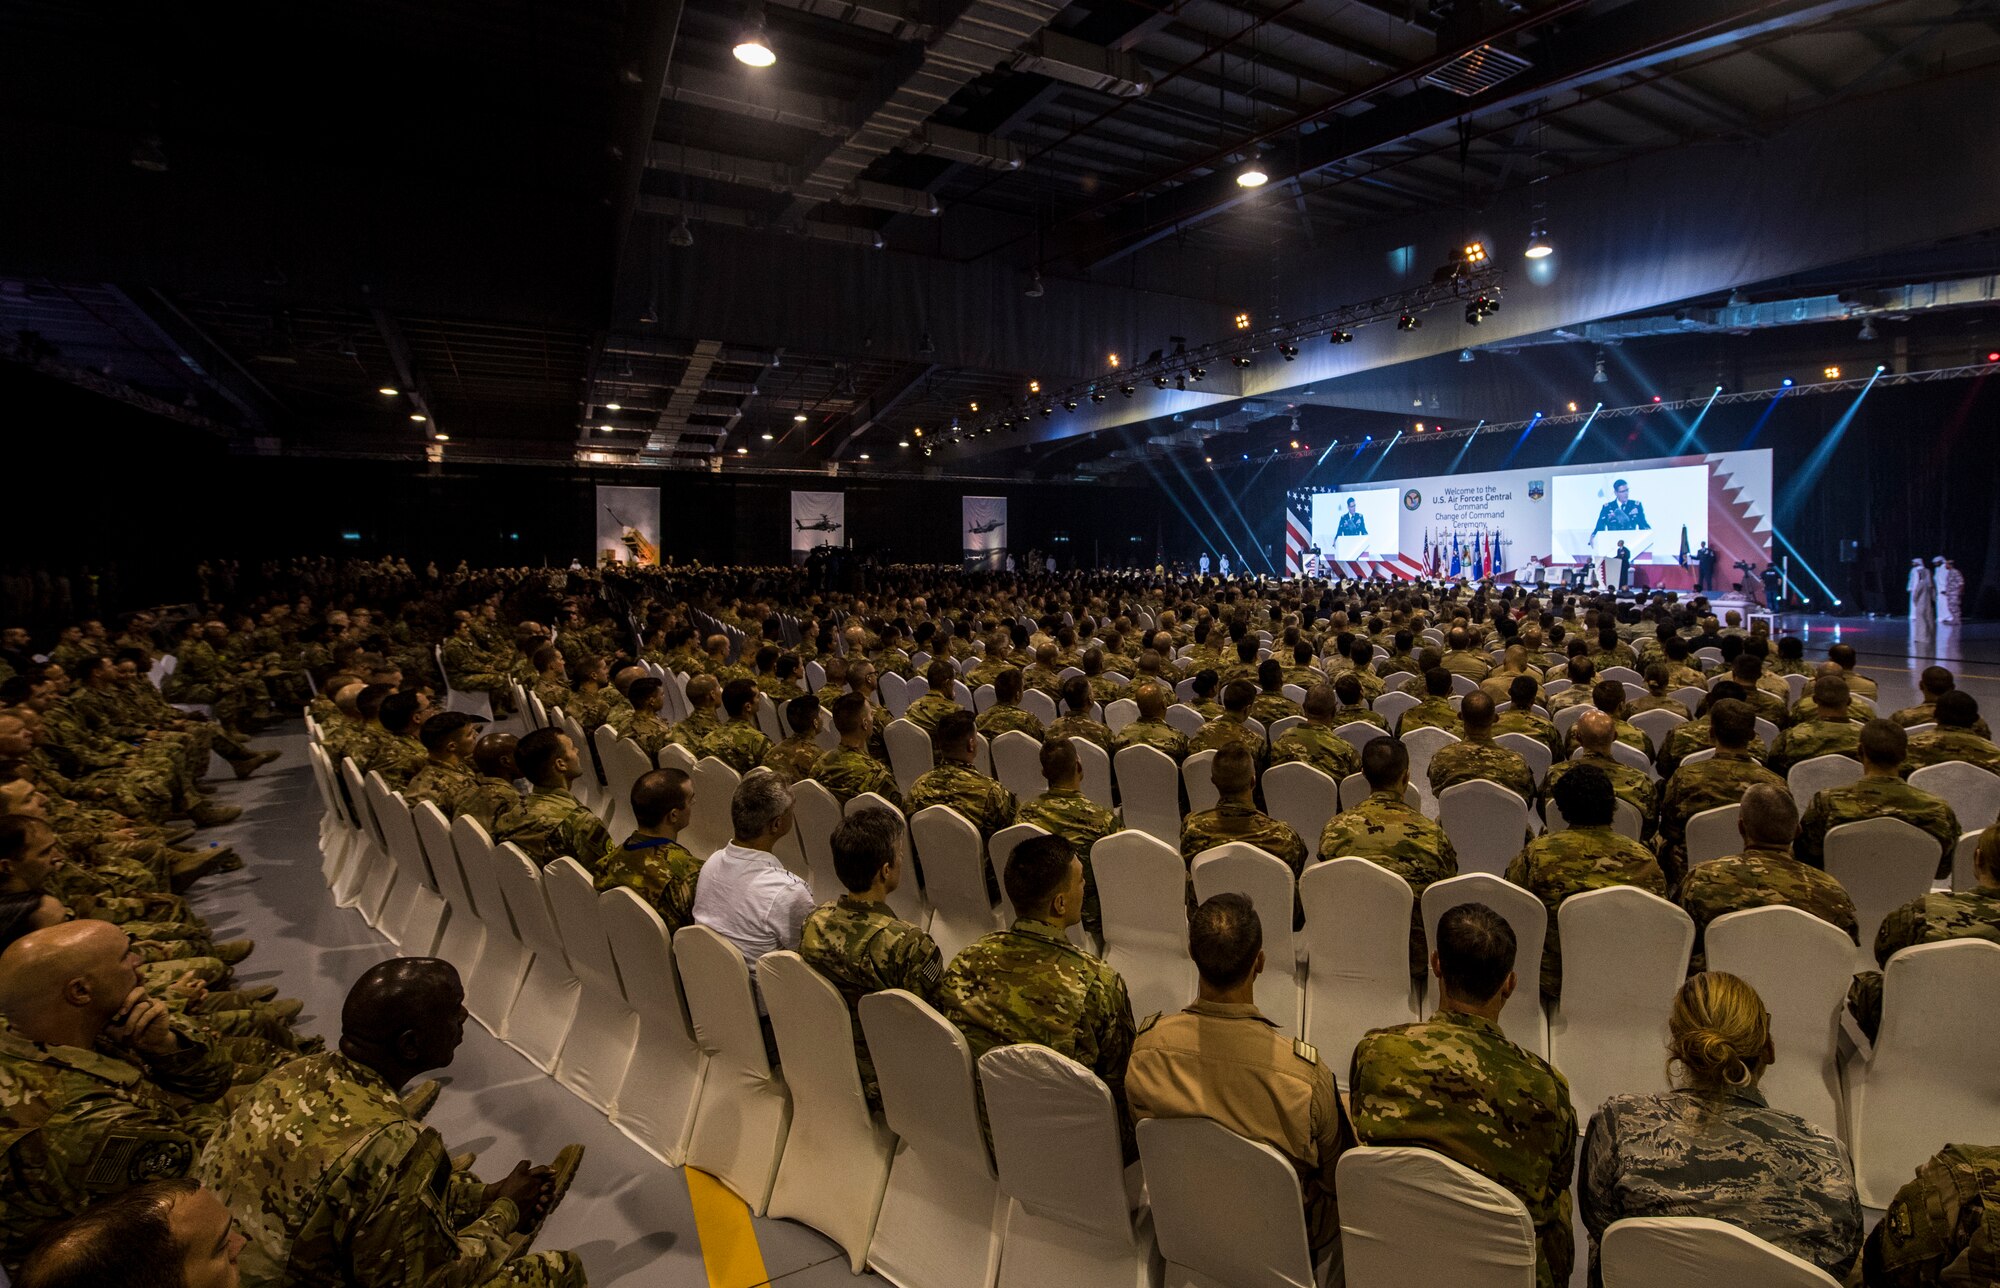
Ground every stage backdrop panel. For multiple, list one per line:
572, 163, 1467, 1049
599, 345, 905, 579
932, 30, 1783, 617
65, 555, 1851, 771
962, 496, 1007, 570
596, 485, 660, 566
1311, 487, 1401, 563
791, 491, 845, 563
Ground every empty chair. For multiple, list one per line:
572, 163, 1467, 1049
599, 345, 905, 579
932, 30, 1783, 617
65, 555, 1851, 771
673, 924, 793, 1213
682, 756, 740, 860
885, 719, 935, 798
989, 729, 1044, 803
1825, 817, 1940, 970
449, 816, 533, 1037
1599, 1217, 1843, 1288
599, 887, 705, 1165
859, 991, 1006, 1288
1846, 940, 2000, 1208
1549, 887, 1694, 1121
542, 857, 640, 1111
1263, 762, 1339, 858
1422, 874, 1549, 1058
1337, 1147, 1536, 1288
789, 778, 848, 905
1115, 744, 1181, 845
1493, 732, 1552, 787
846, 792, 928, 930
1787, 753, 1863, 805
1074, 736, 1114, 809
1093, 831, 1198, 1021
762, 952, 896, 1272
1908, 761, 2000, 836
1191, 844, 1300, 1036
911, 806, 1006, 960
598, 732, 652, 840
1437, 780, 1532, 878
1628, 709, 1687, 755
1705, 906, 1852, 1141
979, 1045, 1162, 1288
1182, 749, 1220, 814
1300, 859, 1420, 1089
1373, 691, 1419, 731
1684, 804, 1742, 867
1139, 1118, 1318, 1288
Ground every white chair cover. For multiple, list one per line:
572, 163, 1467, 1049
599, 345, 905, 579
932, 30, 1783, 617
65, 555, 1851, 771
411, 800, 483, 984
859, 990, 1006, 1288
542, 857, 640, 1111
1680, 747, 1717, 766
1115, 744, 1182, 845
1267, 715, 1305, 742
1550, 887, 1693, 1123
1105, 698, 1139, 734
1628, 709, 1687, 755
1093, 831, 1198, 1021
366, 779, 447, 954
1138, 1117, 1317, 1288
1380, 672, 1416, 693
558, 712, 603, 814
1422, 874, 1549, 1058
1705, 906, 1852, 1142
1437, 779, 1531, 878
789, 778, 849, 906
979, 1045, 1160, 1288
1372, 691, 1420, 731
1337, 1147, 1536, 1288
1908, 761, 2000, 835
880, 672, 911, 717
673, 924, 793, 1213
1493, 733, 1552, 786
1754, 717, 1781, 749
1400, 728, 1460, 811
990, 730, 1045, 803
805, 659, 826, 692
600, 734, 653, 840
1602, 740, 1659, 781
756, 692, 786, 743
847, 792, 929, 929
1263, 762, 1338, 860
912, 806, 1006, 960
1192, 845, 1301, 1036
1787, 754, 1863, 805
1182, 749, 1220, 814
1669, 686, 1708, 714
336, 761, 393, 919
657, 741, 697, 777
1075, 736, 1114, 809
1601, 667, 1643, 686
599, 888, 705, 1165
1335, 720, 1385, 756
1022, 689, 1059, 724
763, 952, 895, 1271
1553, 705, 1589, 739
450, 816, 532, 1037
1848, 940, 2000, 1207
1451, 675, 1479, 697
1165, 703, 1206, 737
886, 719, 935, 798
1825, 817, 1939, 970
1301, 859, 1420, 1089
1956, 827, 1989, 892
490, 841, 583, 1072
1282, 684, 1308, 705
1600, 1216, 1842, 1288
683, 756, 740, 860
974, 683, 998, 713
1685, 804, 1742, 867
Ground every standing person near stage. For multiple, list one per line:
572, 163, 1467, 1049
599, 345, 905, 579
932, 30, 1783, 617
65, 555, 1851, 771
1934, 557, 1964, 626
1908, 559, 1935, 624
1696, 542, 1716, 593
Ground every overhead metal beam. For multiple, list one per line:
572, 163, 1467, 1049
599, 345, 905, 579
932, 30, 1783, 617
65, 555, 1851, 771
371, 310, 439, 439
662, 63, 853, 136
826, 363, 937, 457
768, 0, 933, 42
114, 286, 286, 431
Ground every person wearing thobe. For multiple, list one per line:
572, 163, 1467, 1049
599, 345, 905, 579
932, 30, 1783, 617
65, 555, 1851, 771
1908, 559, 1935, 625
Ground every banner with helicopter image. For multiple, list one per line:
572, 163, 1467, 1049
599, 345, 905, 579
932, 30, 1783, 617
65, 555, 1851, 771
962, 495, 1008, 571
790, 491, 846, 564
596, 485, 661, 566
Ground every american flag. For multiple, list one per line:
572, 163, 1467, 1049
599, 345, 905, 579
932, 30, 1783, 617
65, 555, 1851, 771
1284, 508, 1311, 576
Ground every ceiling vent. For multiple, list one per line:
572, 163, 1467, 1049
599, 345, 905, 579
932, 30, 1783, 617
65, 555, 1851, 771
1423, 44, 1532, 96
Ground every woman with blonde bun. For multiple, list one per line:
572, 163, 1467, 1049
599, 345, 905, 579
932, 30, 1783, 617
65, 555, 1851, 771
1578, 971, 1860, 1285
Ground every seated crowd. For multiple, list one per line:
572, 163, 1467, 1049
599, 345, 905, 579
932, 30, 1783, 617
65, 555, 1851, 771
1, 557, 1995, 1286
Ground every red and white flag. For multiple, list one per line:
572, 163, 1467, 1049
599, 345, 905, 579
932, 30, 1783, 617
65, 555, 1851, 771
1284, 508, 1310, 576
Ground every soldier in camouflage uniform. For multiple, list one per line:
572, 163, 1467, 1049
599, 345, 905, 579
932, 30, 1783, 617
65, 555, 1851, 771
908, 712, 1016, 839
0, 919, 235, 1272
1317, 737, 1457, 977
402, 712, 489, 821
1269, 683, 1362, 781
1542, 710, 1657, 838
493, 728, 611, 868
1891, 666, 1994, 739
1493, 675, 1562, 758
1581, 971, 1859, 1284
440, 614, 515, 713
561, 656, 615, 733
621, 677, 676, 760
1247, 660, 1300, 727
974, 669, 1046, 743
1767, 673, 1862, 775
1021, 645, 1064, 699
1655, 700, 1787, 884
1189, 680, 1270, 771
1045, 676, 1114, 751
799, 808, 943, 1109
1399, 669, 1463, 737
665, 675, 723, 756
1902, 689, 2000, 775
1676, 784, 1859, 972
358, 692, 429, 790
1018, 738, 1120, 937
761, 695, 825, 785
1182, 744, 1307, 924
452, 734, 524, 836
697, 678, 773, 775
196, 958, 584, 1288
1863, 1143, 2000, 1286
1112, 683, 1189, 762
160, 620, 261, 738
1797, 720, 1958, 876
902, 660, 966, 735
1427, 692, 1535, 804
528, 645, 573, 719
1547, 660, 1599, 714
1559, 681, 1652, 762
1505, 765, 1667, 998
1350, 902, 1578, 1288
1846, 825, 2000, 1040
936, 835, 1136, 1149
1186, 669, 1225, 720
1331, 673, 1387, 732
808, 694, 902, 809
596, 768, 702, 930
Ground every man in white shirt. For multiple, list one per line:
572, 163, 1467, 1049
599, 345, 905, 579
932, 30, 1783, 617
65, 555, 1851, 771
691, 768, 814, 980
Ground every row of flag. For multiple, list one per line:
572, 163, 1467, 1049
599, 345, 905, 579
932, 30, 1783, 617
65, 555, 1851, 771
1423, 527, 1506, 579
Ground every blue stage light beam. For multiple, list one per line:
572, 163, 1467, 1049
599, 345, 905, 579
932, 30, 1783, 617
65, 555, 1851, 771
1557, 403, 1603, 464
1500, 412, 1543, 467
1147, 451, 1251, 572
1445, 420, 1485, 473
1361, 429, 1404, 480
1768, 526, 1841, 608
1741, 386, 1787, 448
1781, 365, 1883, 521
1672, 386, 1723, 454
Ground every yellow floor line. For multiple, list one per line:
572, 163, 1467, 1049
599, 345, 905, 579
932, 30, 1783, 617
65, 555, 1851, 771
686, 1167, 772, 1288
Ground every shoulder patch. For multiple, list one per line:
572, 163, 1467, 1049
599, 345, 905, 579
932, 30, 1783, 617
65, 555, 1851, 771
82, 1129, 193, 1192
1293, 1038, 1319, 1066
1135, 1012, 1162, 1036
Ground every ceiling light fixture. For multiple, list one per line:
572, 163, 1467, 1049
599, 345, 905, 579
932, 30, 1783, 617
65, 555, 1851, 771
668, 216, 694, 248
1152, 375, 1170, 389
1118, 383, 1135, 398
1459, 348, 1474, 363
859, 452, 870, 460
1524, 222, 1553, 259
409, 413, 428, 423
760, 432, 774, 440
1231, 355, 1253, 369
378, 386, 400, 396
1025, 270, 1045, 298
1236, 160, 1269, 188
433, 432, 449, 441
1234, 312, 1252, 330
898, 439, 909, 447
733, 16, 776, 66
793, 412, 808, 422
605, 403, 621, 412
1329, 330, 1353, 344
1858, 318, 1878, 341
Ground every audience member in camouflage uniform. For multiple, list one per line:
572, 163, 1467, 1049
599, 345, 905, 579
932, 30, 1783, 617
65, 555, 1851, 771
1018, 738, 1120, 936
902, 661, 965, 735
1350, 902, 1578, 1288
401, 712, 490, 822
1862, 1143, 2000, 1287
908, 712, 1016, 839
664, 675, 722, 756
1189, 679, 1270, 771
1655, 700, 1787, 884
973, 669, 1046, 743
1112, 682, 1190, 762
595, 768, 703, 932
1559, 680, 1652, 762
1797, 719, 1959, 876
1676, 785, 1859, 972
698, 679, 773, 775
799, 809, 942, 1110
1902, 689, 2000, 775
1399, 668, 1463, 737
440, 613, 516, 713
1331, 674, 1387, 732
1317, 737, 1457, 977
1269, 682, 1363, 781
1428, 692, 1535, 804
1506, 765, 1668, 998
1581, 971, 1859, 1284
1246, 660, 1299, 728
528, 644, 573, 719
357, 691, 429, 790
1045, 676, 1114, 752
1767, 673, 1863, 775
760, 695, 824, 785
1493, 675, 1561, 758
1891, 666, 1994, 739
620, 677, 676, 760
493, 728, 611, 869
1847, 825, 2000, 1040
937, 835, 1136, 1151
808, 694, 901, 810
196, 958, 584, 1288
1542, 711, 1657, 837
1183, 744, 1308, 926
1547, 660, 1599, 714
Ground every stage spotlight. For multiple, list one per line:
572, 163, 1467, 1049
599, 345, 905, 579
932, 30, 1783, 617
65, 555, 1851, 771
1231, 356, 1253, 369
1188, 366, 1206, 381
1459, 348, 1474, 363
1987, 351, 2000, 363
1278, 343, 1299, 361
1119, 383, 1135, 397
1824, 365, 1841, 380
1028, 380, 1040, 394
969, 401, 979, 412
1524, 223, 1552, 259
1651, 395, 1662, 403
1175, 374, 1186, 391
1781, 378, 1794, 387
1396, 314, 1421, 331
1566, 401, 1578, 412
1237, 162, 1268, 188
1039, 405, 1053, 418
733, 16, 776, 66
1464, 304, 1483, 326
1089, 390, 1106, 404
1876, 364, 1886, 373
1329, 330, 1353, 344
1593, 356, 1609, 384
1462, 241, 1488, 264
1063, 399, 1078, 412
1289, 439, 1299, 449
377, 386, 400, 397
1234, 312, 1252, 330
1108, 353, 1120, 368
1153, 375, 1170, 389
1204, 456, 1212, 463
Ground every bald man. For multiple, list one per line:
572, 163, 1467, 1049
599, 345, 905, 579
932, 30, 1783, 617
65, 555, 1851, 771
458, 732, 525, 834
197, 958, 585, 1288
0, 920, 235, 1271
1539, 709, 1657, 837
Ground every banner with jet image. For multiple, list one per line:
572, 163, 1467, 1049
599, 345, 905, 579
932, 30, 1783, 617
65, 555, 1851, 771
962, 496, 1008, 570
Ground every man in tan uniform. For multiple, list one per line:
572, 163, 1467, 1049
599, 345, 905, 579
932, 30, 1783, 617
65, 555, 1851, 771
1126, 892, 1354, 1267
